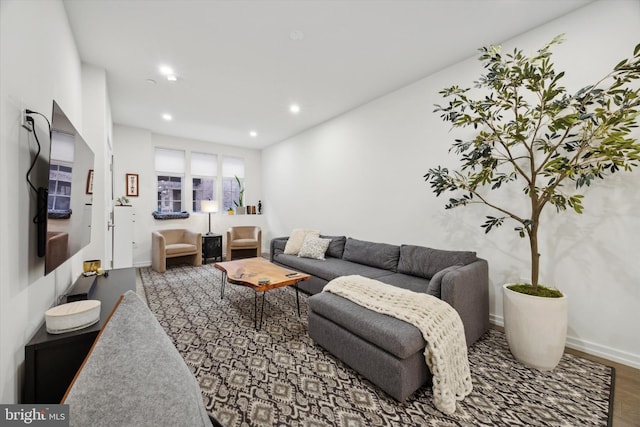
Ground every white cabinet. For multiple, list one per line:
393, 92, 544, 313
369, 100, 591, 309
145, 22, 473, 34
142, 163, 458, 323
113, 206, 133, 268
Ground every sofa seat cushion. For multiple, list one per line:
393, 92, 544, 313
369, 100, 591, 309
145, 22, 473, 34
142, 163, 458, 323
309, 292, 425, 359
376, 273, 431, 294
165, 243, 197, 257
228, 238, 258, 248
273, 254, 391, 282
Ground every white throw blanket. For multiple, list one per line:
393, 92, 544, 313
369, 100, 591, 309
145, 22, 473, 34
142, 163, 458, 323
323, 275, 472, 414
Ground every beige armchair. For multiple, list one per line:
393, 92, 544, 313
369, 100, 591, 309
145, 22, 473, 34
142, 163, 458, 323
226, 226, 261, 261
152, 229, 202, 273
45, 231, 69, 274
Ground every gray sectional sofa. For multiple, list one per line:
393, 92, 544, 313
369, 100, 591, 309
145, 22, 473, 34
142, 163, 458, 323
270, 235, 489, 401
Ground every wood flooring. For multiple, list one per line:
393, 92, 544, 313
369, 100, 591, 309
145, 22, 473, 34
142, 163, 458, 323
565, 347, 640, 427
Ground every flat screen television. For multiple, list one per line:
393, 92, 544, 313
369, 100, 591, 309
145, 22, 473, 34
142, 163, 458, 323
37, 101, 95, 275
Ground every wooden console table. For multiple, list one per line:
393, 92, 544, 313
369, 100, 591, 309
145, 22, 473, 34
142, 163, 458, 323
22, 268, 136, 403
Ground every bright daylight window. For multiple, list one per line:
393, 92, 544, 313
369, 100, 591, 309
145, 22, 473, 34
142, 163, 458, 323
155, 148, 185, 213
48, 130, 74, 211
221, 157, 244, 211
191, 152, 217, 212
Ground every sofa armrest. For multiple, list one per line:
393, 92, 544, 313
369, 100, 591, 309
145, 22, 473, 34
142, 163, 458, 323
63, 291, 213, 426
270, 237, 289, 261
151, 231, 166, 272
184, 230, 202, 250
440, 258, 489, 346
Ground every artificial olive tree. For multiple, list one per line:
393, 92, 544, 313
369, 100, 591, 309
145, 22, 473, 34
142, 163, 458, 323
425, 35, 640, 293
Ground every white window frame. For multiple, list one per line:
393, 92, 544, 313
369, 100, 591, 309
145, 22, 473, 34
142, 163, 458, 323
155, 148, 185, 213
191, 152, 217, 212
221, 157, 245, 212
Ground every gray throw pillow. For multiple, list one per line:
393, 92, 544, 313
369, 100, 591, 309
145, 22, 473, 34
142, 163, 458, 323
427, 264, 464, 298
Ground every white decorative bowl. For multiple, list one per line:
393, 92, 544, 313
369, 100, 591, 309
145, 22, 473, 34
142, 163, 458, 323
45, 300, 101, 334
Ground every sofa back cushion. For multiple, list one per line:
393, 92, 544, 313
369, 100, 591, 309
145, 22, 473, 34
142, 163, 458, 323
342, 238, 400, 272
320, 235, 347, 259
397, 245, 477, 279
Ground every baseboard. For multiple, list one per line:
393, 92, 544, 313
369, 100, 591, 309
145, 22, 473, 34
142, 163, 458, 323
489, 314, 640, 369
133, 261, 151, 268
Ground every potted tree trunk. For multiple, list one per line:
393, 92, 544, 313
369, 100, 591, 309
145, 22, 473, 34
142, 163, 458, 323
425, 36, 640, 370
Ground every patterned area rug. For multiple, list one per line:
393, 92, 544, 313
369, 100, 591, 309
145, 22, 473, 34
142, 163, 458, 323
139, 264, 614, 427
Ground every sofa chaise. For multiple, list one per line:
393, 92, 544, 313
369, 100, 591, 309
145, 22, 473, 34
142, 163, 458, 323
270, 235, 489, 401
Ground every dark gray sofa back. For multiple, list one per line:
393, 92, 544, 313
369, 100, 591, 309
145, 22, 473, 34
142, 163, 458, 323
397, 245, 477, 279
342, 238, 400, 272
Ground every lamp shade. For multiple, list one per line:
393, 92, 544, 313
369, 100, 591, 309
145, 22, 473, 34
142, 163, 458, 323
201, 200, 218, 213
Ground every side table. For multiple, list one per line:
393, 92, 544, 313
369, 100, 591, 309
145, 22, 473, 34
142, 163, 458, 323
203, 233, 222, 263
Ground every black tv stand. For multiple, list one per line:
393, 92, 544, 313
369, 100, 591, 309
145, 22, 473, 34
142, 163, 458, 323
65, 274, 98, 302
22, 268, 136, 404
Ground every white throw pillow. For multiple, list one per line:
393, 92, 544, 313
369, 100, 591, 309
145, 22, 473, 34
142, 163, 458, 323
298, 236, 332, 260
283, 228, 320, 255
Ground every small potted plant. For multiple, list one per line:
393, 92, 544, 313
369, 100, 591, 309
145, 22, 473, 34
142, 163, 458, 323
425, 36, 640, 370
233, 175, 246, 215
116, 196, 130, 206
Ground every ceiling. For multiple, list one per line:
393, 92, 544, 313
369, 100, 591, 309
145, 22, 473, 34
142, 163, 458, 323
63, 0, 593, 149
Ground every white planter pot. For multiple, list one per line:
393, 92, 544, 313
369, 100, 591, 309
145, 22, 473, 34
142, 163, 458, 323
235, 206, 246, 215
502, 283, 568, 371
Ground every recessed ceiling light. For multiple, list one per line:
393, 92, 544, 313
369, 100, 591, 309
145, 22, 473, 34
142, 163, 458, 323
167, 75, 177, 82
249, 131, 258, 138
290, 30, 304, 41
159, 65, 174, 76
289, 104, 301, 114
162, 113, 173, 121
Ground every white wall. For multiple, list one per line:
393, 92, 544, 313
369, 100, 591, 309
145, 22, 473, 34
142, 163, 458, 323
0, 0, 81, 403
0, 0, 112, 403
263, 0, 640, 367
112, 125, 266, 266
81, 64, 113, 267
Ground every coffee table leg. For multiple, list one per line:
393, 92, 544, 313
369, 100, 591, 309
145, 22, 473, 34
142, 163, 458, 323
295, 284, 300, 317
254, 291, 266, 330
220, 272, 227, 299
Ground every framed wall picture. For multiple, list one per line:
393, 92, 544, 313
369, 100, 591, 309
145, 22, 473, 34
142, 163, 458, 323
126, 173, 139, 197
86, 170, 94, 194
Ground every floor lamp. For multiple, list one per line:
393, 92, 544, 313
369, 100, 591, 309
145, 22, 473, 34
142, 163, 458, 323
201, 200, 218, 235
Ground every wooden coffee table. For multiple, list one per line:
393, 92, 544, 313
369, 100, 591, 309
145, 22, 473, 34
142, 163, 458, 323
214, 257, 310, 329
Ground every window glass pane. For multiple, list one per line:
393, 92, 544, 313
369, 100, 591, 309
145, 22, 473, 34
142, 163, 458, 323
222, 177, 243, 211
191, 152, 217, 176
157, 175, 182, 212
48, 162, 72, 211
222, 156, 244, 178
155, 148, 185, 174
192, 177, 215, 212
